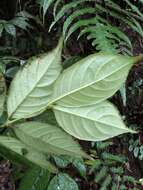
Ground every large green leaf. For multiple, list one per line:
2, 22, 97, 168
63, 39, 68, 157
0, 74, 6, 116
47, 173, 79, 190
7, 38, 62, 119
19, 166, 50, 190
50, 54, 141, 107
14, 121, 87, 158
53, 101, 135, 141
0, 136, 57, 173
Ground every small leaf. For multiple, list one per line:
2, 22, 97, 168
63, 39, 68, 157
14, 121, 87, 158
43, 0, 56, 17
0, 24, 4, 37
0, 136, 57, 173
47, 173, 79, 190
0, 74, 6, 116
7, 38, 62, 119
4, 23, 16, 36
53, 101, 135, 141
19, 166, 50, 190
134, 147, 139, 158
72, 158, 86, 178
53, 155, 71, 168
51, 54, 141, 107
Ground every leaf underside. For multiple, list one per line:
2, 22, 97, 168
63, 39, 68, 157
14, 121, 87, 158
54, 101, 135, 141
7, 38, 62, 119
51, 53, 137, 107
0, 136, 57, 173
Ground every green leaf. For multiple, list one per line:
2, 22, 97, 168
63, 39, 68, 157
50, 54, 141, 107
53, 155, 71, 168
4, 23, 16, 37
7, 38, 62, 119
47, 173, 79, 190
0, 24, 4, 37
72, 158, 86, 178
43, 0, 56, 17
125, 0, 143, 18
0, 74, 6, 116
53, 101, 135, 141
0, 136, 57, 173
14, 121, 87, 158
19, 166, 50, 190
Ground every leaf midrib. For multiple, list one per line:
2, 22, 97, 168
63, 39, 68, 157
54, 105, 129, 130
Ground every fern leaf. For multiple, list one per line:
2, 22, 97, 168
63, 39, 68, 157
43, 0, 56, 16
53, 0, 62, 18
125, 0, 143, 18
65, 17, 98, 42
63, 7, 96, 38
49, 0, 95, 31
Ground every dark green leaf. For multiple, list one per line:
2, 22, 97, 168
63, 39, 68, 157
47, 173, 79, 190
19, 166, 50, 190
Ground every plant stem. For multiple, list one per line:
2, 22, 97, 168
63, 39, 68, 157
1, 118, 22, 128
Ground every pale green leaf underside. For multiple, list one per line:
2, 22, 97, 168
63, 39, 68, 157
14, 122, 87, 158
53, 101, 135, 141
0, 74, 6, 116
51, 54, 137, 107
0, 136, 57, 172
7, 39, 62, 119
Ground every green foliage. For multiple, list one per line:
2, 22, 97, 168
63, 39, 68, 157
47, 173, 79, 190
0, 73, 6, 116
19, 166, 50, 190
88, 141, 140, 190
0, 1, 143, 189
7, 38, 63, 119
129, 139, 143, 160
14, 121, 87, 158
45, 0, 143, 54
0, 38, 142, 171
0, 11, 30, 37
0, 136, 57, 173
53, 155, 86, 178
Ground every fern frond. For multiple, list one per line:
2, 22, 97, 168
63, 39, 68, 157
125, 0, 143, 18
65, 17, 97, 42
40, 0, 56, 17
49, 0, 95, 31
53, 0, 62, 17
63, 7, 96, 38
96, 4, 143, 37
